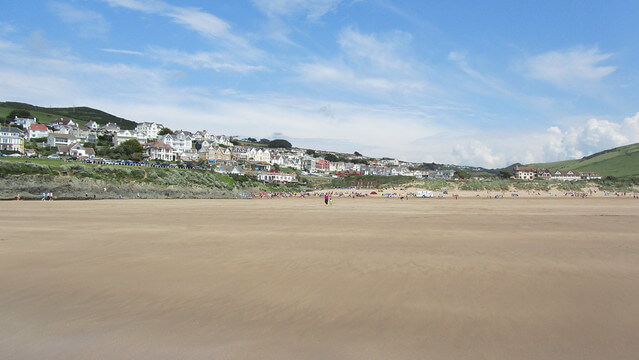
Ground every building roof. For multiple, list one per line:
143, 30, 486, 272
52, 133, 77, 139
1, 126, 24, 134
30, 124, 49, 131
144, 140, 174, 150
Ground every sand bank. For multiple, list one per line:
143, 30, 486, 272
1, 198, 638, 359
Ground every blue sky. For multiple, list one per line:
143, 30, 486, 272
1, 0, 638, 167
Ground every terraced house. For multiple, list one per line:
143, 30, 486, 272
0, 126, 25, 153
513, 166, 601, 181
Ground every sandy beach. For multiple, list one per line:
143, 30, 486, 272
1, 197, 638, 359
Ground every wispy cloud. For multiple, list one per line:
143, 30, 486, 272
167, 7, 231, 40
252, 0, 343, 20
48, 2, 110, 37
100, 0, 264, 68
0, 22, 15, 35
100, 0, 167, 13
338, 28, 413, 72
523, 46, 616, 87
149, 48, 266, 73
102, 48, 144, 55
297, 63, 423, 94
297, 28, 426, 97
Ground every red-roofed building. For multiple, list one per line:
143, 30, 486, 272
27, 123, 50, 140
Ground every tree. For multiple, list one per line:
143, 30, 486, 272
268, 139, 292, 149
454, 170, 471, 179
306, 149, 316, 156
230, 138, 240, 146
324, 154, 339, 162
158, 127, 173, 135
7, 109, 32, 120
115, 139, 144, 160
354, 151, 362, 157
246, 137, 257, 143
259, 138, 270, 145
498, 169, 512, 179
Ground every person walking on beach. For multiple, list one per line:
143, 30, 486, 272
324, 192, 330, 206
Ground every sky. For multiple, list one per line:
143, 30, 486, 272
1, 0, 638, 167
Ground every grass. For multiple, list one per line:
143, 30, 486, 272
529, 142, 639, 178
0, 106, 62, 124
0, 101, 137, 129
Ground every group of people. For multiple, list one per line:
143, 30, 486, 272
41, 192, 54, 201
324, 192, 333, 206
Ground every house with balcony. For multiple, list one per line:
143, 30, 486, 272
0, 126, 25, 153
47, 132, 78, 147
144, 141, 176, 161
135, 122, 164, 140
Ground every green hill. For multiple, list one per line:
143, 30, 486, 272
0, 101, 137, 129
529, 143, 639, 178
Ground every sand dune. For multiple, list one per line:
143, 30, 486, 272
1, 198, 638, 359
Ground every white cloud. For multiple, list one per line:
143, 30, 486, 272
338, 28, 413, 71
48, 2, 110, 37
452, 141, 502, 168
296, 28, 426, 97
541, 114, 639, 161
252, 0, 342, 20
149, 48, 266, 73
100, 0, 263, 66
167, 7, 231, 39
524, 46, 616, 87
100, 0, 167, 13
101, 48, 144, 56
296, 62, 424, 94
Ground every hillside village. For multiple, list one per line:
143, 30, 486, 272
1, 115, 458, 183
2, 111, 608, 183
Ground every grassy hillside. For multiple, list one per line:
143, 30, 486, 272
0, 101, 137, 129
530, 143, 639, 178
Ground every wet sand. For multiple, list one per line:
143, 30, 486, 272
1, 198, 638, 359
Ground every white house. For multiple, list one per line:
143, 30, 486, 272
27, 124, 50, 140
57, 143, 95, 158
158, 132, 193, 153
50, 118, 77, 130
11, 116, 37, 129
113, 130, 144, 146
254, 148, 271, 163
144, 141, 176, 161
47, 132, 78, 147
513, 166, 537, 180
0, 126, 25, 153
551, 170, 581, 181
257, 172, 296, 183
101, 122, 120, 134
215, 165, 243, 175
135, 122, 164, 140
179, 149, 200, 162
86, 120, 100, 130
213, 135, 232, 147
